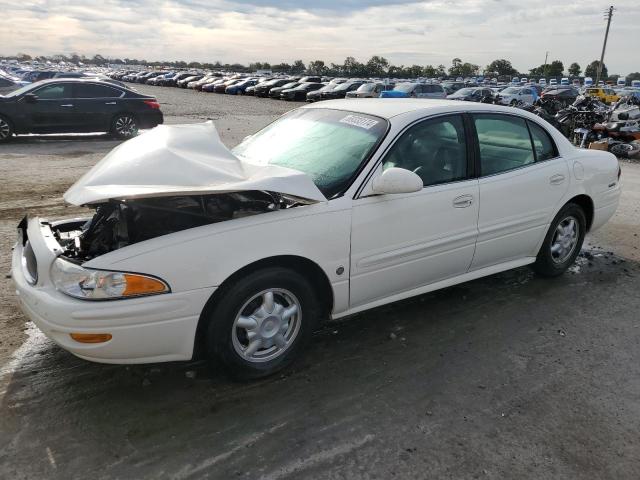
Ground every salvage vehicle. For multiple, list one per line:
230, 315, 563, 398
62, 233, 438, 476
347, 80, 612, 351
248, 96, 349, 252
0, 78, 163, 142
585, 87, 620, 104
0, 75, 26, 95
12, 100, 621, 379
541, 86, 579, 106
226, 79, 258, 95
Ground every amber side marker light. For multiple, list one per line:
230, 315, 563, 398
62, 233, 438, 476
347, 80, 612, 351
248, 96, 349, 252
122, 274, 168, 297
70, 333, 113, 344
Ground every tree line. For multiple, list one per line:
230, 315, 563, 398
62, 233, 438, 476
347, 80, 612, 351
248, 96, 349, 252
3, 53, 639, 82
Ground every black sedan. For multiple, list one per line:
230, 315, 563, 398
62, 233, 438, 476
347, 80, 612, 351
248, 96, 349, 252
254, 78, 295, 97
320, 81, 364, 100
269, 81, 299, 98
280, 82, 324, 101
0, 79, 163, 142
541, 86, 579, 106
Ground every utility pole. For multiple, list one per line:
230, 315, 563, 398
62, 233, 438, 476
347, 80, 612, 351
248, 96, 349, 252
596, 6, 614, 86
542, 51, 549, 80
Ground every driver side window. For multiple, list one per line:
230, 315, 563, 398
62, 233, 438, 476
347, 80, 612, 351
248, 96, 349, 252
382, 115, 468, 187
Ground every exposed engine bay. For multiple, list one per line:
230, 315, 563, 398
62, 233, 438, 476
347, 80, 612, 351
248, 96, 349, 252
53, 191, 297, 261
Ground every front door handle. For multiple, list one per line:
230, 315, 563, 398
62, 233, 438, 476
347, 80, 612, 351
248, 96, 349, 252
60, 104, 74, 107
104, 102, 117, 105
453, 194, 474, 208
550, 174, 565, 185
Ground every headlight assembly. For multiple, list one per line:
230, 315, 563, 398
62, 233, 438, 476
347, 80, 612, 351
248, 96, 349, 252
51, 258, 170, 300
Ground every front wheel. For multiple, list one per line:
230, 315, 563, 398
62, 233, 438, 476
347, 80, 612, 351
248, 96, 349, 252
0, 115, 14, 143
532, 203, 586, 277
205, 267, 321, 380
110, 113, 138, 139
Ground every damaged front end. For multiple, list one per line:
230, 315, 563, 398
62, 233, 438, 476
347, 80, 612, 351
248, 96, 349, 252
55, 191, 293, 261
52, 121, 327, 261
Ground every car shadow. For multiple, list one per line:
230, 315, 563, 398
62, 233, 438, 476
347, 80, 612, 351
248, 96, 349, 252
0, 250, 637, 479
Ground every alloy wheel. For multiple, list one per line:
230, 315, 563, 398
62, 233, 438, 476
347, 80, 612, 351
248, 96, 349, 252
0, 118, 11, 140
114, 115, 137, 137
551, 216, 579, 263
232, 288, 302, 363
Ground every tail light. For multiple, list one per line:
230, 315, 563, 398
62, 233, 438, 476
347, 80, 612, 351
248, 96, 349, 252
143, 99, 160, 109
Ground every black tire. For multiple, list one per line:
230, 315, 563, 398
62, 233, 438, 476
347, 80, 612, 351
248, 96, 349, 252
0, 114, 14, 143
532, 203, 586, 277
205, 267, 321, 380
110, 113, 138, 139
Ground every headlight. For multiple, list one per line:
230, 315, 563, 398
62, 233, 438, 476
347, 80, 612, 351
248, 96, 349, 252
51, 258, 170, 300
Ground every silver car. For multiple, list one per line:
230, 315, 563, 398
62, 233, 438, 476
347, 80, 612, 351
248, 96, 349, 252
498, 86, 536, 105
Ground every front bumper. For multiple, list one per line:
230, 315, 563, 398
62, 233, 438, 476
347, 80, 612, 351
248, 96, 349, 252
11, 217, 215, 364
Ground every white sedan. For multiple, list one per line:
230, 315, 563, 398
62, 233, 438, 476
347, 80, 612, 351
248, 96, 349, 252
12, 100, 621, 379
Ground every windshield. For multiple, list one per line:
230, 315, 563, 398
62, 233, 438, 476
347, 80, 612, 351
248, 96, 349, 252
334, 82, 354, 91
502, 87, 520, 94
232, 109, 388, 198
3, 83, 36, 97
394, 83, 415, 93
357, 83, 376, 92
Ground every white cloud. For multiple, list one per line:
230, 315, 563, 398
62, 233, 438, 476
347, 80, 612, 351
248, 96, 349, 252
0, 0, 638, 74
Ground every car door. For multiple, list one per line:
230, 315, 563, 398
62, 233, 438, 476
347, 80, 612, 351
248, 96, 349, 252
22, 82, 76, 133
72, 83, 125, 132
350, 114, 479, 307
470, 113, 570, 270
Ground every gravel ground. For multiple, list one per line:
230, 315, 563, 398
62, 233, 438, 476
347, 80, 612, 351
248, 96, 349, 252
1, 85, 639, 479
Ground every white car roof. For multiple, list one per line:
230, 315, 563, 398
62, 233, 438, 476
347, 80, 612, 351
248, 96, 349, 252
301, 98, 521, 120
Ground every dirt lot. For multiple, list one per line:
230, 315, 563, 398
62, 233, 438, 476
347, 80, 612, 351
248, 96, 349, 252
1, 85, 640, 479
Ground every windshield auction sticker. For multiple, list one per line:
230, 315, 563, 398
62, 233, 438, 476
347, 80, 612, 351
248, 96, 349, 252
339, 115, 379, 130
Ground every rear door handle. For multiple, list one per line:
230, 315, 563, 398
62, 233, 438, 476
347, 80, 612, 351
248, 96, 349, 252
60, 104, 74, 107
453, 194, 474, 208
550, 174, 565, 185
104, 102, 117, 105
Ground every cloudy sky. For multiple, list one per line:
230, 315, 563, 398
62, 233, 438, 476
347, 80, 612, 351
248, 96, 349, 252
1, 0, 639, 74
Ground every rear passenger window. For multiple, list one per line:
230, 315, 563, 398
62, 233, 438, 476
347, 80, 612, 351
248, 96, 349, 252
474, 114, 535, 176
527, 121, 557, 161
383, 115, 468, 187
74, 84, 122, 98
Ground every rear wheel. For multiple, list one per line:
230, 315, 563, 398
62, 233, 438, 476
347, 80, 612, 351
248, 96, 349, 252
205, 267, 321, 380
0, 115, 14, 143
532, 203, 586, 277
111, 113, 138, 139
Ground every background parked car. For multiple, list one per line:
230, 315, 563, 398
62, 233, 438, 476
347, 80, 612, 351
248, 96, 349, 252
0, 78, 163, 142
269, 81, 300, 98
177, 75, 203, 88
226, 79, 258, 95
280, 82, 324, 101
447, 87, 494, 102
497, 86, 536, 105
306, 83, 337, 102
321, 81, 365, 99
380, 83, 446, 99
254, 78, 296, 97
345, 82, 388, 98
541, 86, 579, 106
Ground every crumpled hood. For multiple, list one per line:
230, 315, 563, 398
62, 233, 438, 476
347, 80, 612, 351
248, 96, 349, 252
64, 121, 327, 205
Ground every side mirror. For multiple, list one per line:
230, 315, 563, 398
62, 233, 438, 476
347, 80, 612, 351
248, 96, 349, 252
24, 93, 38, 103
371, 168, 423, 195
